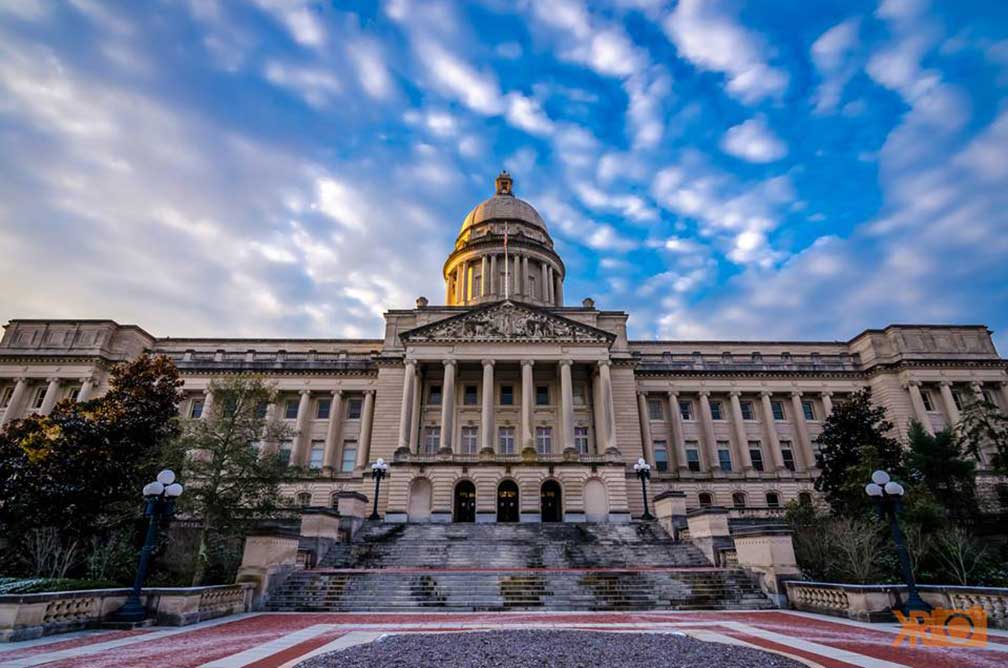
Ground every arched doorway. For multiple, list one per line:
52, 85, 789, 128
584, 478, 608, 522
497, 479, 519, 523
453, 480, 476, 523
407, 477, 432, 523
540, 480, 562, 522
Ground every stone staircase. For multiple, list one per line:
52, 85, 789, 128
266, 522, 774, 612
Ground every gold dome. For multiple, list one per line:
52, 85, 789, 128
458, 171, 547, 236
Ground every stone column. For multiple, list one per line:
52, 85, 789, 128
76, 377, 96, 403
728, 391, 754, 472
1, 378, 28, 425
556, 275, 564, 305
939, 381, 960, 424
521, 359, 534, 451
322, 390, 344, 471
397, 359, 416, 451
481, 360, 495, 451
592, 369, 606, 455
39, 377, 62, 415
202, 387, 215, 420
290, 389, 312, 466
667, 391, 689, 471
356, 390, 375, 469
598, 361, 617, 451
513, 254, 521, 297
261, 401, 279, 456
560, 360, 576, 451
790, 391, 813, 471
409, 364, 422, 452
821, 391, 834, 417
546, 266, 554, 304
540, 262, 548, 303
905, 381, 933, 434
636, 392, 655, 465
439, 359, 456, 452
759, 391, 785, 472
1000, 382, 1008, 413
698, 391, 719, 473
522, 256, 530, 297
480, 256, 489, 297
455, 265, 464, 304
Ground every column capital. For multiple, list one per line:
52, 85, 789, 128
521, 359, 535, 368
821, 390, 834, 397
558, 358, 573, 368
404, 357, 417, 367
443, 359, 457, 369
939, 380, 953, 387
637, 391, 648, 399
45, 376, 60, 384
667, 390, 679, 399
698, 390, 710, 398
759, 390, 773, 398
481, 359, 495, 368
364, 389, 376, 396
596, 359, 611, 368
904, 379, 922, 388
203, 387, 213, 396
331, 388, 344, 398
728, 390, 742, 398
299, 388, 311, 396
790, 390, 803, 398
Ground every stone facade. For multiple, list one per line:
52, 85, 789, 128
2, 173, 1007, 522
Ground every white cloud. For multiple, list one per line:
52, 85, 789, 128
811, 18, 860, 113
348, 38, 394, 100
414, 40, 503, 115
505, 93, 554, 135
719, 117, 787, 163
263, 61, 341, 108
253, 0, 326, 48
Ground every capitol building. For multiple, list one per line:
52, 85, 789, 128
2, 172, 1007, 522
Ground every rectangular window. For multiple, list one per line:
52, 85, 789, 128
802, 400, 816, 421
499, 426, 515, 454
748, 441, 764, 472
573, 384, 586, 406
461, 426, 478, 454
982, 389, 996, 405
429, 385, 442, 405
347, 397, 363, 419
710, 400, 724, 420
309, 441, 325, 469
653, 440, 668, 472
781, 441, 795, 472
771, 400, 785, 421
647, 398, 663, 420
535, 426, 552, 454
316, 398, 331, 420
685, 444, 701, 472
31, 387, 45, 410
285, 399, 299, 420
740, 400, 755, 420
952, 390, 964, 411
190, 398, 204, 419
341, 441, 357, 472
574, 426, 589, 454
278, 440, 293, 465
679, 400, 694, 420
920, 390, 935, 412
535, 385, 549, 406
500, 385, 514, 406
0, 386, 12, 408
64, 385, 80, 402
463, 384, 478, 406
717, 443, 732, 472
422, 426, 440, 454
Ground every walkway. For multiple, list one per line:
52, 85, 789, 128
0, 610, 1004, 668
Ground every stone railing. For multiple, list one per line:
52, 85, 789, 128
784, 581, 1008, 628
635, 351, 860, 373
0, 584, 254, 642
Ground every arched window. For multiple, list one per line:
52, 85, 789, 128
297, 492, 312, 507
732, 492, 746, 509
765, 492, 780, 508
698, 492, 713, 508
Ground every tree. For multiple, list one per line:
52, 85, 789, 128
0, 354, 183, 573
955, 398, 1008, 475
813, 389, 904, 516
903, 422, 978, 523
167, 377, 293, 585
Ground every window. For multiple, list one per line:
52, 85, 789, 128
535, 426, 552, 454
574, 426, 589, 454
341, 441, 357, 472
920, 390, 935, 412
698, 492, 713, 507
429, 385, 442, 405
308, 441, 325, 469
732, 492, 746, 509
653, 441, 668, 472
798, 492, 813, 507
686, 443, 701, 472
255, 401, 268, 419
952, 390, 965, 411
278, 440, 293, 465
461, 426, 478, 454
190, 398, 204, 419
499, 426, 515, 454
500, 385, 514, 406
717, 444, 732, 472
347, 397, 363, 419
679, 400, 694, 420
771, 400, 785, 421
31, 387, 46, 410
330, 492, 340, 509
422, 426, 440, 454
1, 386, 14, 408
297, 492, 312, 507
285, 399, 299, 419
748, 441, 764, 472
710, 400, 724, 420
647, 398, 663, 420
802, 400, 816, 421
740, 400, 755, 420
781, 442, 795, 472
982, 389, 996, 405
766, 492, 780, 508
316, 398, 331, 420
64, 385, 80, 402
535, 385, 550, 406
573, 384, 586, 406
463, 385, 478, 406
220, 396, 238, 417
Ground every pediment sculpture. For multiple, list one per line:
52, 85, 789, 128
403, 302, 613, 344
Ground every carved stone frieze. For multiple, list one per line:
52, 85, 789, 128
401, 301, 613, 345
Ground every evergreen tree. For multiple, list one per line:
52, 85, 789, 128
955, 398, 1008, 476
903, 422, 978, 522
813, 389, 904, 515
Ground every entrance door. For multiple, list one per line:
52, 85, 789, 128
540, 480, 562, 522
497, 480, 519, 522
454, 480, 476, 523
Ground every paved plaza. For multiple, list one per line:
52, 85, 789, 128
0, 610, 1004, 668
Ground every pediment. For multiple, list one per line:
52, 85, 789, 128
401, 301, 614, 346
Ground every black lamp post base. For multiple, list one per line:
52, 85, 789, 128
897, 592, 933, 615
640, 512, 655, 521
108, 597, 148, 624
368, 512, 381, 520
102, 617, 155, 631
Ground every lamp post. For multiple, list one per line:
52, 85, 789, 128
110, 469, 184, 623
633, 457, 654, 521
369, 458, 389, 520
865, 469, 931, 614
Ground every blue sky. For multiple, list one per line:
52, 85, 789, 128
1, 1, 1007, 351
